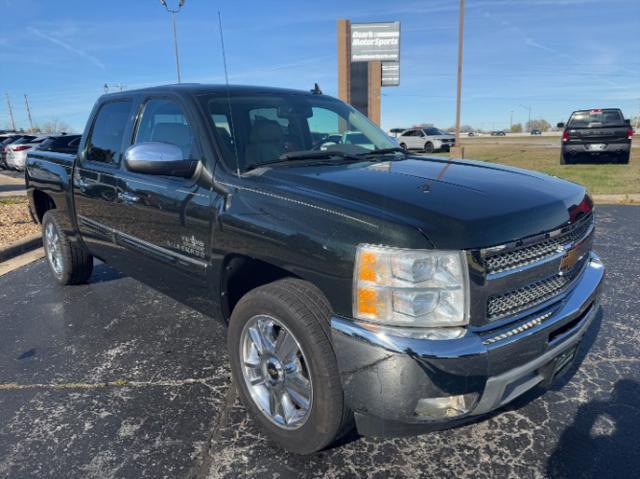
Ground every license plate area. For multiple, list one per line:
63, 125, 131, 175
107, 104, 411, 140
538, 344, 578, 387
587, 143, 606, 151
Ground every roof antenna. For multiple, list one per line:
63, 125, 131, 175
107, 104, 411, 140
311, 83, 323, 95
217, 10, 241, 178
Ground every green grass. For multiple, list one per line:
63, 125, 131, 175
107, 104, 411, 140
0, 197, 26, 205
433, 137, 639, 195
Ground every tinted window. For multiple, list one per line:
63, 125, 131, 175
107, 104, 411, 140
204, 94, 395, 171
568, 109, 624, 128
87, 101, 132, 164
135, 99, 198, 160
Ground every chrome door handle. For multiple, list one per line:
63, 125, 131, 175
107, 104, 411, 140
75, 177, 89, 191
117, 191, 140, 204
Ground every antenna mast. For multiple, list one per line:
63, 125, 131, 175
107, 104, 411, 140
217, 11, 241, 177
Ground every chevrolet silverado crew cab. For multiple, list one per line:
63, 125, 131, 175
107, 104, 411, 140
26, 84, 604, 454
558, 108, 633, 164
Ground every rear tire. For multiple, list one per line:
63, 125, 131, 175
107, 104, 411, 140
618, 152, 630, 164
560, 153, 571, 165
228, 278, 352, 454
42, 211, 93, 285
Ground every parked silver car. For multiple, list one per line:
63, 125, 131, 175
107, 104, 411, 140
5, 135, 48, 170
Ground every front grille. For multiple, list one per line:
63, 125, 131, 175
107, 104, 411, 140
485, 215, 592, 275
487, 255, 587, 320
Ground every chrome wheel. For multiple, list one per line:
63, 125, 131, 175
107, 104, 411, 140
240, 315, 313, 430
45, 222, 63, 275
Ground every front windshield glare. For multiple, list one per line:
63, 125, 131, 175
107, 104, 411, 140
202, 93, 397, 172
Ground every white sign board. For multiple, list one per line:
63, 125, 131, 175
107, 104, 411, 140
351, 22, 400, 62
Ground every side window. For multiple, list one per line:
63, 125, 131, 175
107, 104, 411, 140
135, 99, 198, 160
86, 101, 132, 164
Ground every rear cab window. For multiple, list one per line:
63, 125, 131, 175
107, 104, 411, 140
86, 100, 133, 164
568, 109, 624, 128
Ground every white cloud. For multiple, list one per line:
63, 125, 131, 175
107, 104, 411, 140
27, 27, 105, 70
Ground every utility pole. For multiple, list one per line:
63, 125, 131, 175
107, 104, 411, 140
5, 93, 16, 131
160, 0, 186, 84
452, 0, 465, 157
510, 110, 514, 131
24, 94, 34, 131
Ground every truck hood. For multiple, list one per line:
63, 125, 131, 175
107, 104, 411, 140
253, 156, 589, 249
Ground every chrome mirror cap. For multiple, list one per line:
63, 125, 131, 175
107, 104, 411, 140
124, 142, 195, 178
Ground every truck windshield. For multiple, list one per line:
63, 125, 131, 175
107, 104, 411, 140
199, 93, 396, 172
568, 109, 625, 128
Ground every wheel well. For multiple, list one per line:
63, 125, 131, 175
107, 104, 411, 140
221, 255, 299, 321
32, 190, 56, 223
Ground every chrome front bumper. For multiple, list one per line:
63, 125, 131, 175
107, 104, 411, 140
331, 253, 605, 437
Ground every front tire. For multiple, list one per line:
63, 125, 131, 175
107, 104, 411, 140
228, 278, 351, 454
424, 142, 434, 153
42, 211, 93, 285
399, 142, 407, 150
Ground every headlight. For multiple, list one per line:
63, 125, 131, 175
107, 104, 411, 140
353, 245, 469, 327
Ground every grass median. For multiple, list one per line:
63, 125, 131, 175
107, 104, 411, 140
433, 136, 638, 195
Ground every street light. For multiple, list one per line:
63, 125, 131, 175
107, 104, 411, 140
160, 0, 186, 84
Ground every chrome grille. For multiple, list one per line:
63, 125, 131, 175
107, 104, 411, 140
485, 216, 592, 275
487, 255, 587, 320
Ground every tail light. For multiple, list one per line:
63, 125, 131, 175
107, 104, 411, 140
562, 130, 570, 142
12, 145, 31, 152
628, 127, 634, 140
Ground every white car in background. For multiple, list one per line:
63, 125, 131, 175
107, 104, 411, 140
398, 127, 455, 153
5, 135, 48, 170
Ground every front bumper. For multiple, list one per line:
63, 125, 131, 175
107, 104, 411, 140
331, 253, 605, 437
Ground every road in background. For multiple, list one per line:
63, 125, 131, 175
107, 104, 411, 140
1, 206, 639, 478
0, 171, 26, 198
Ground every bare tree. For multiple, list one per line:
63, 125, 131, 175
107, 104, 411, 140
36, 119, 74, 134
511, 123, 523, 133
526, 119, 551, 132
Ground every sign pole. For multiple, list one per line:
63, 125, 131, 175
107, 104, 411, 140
452, 0, 465, 157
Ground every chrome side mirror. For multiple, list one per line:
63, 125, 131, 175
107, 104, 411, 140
124, 142, 196, 178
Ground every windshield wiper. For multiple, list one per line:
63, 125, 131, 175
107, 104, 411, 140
245, 150, 365, 171
359, 147, 407, 157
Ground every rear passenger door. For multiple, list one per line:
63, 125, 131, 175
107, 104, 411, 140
111, 96, 213, 282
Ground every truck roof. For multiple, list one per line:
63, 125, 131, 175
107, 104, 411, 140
100, 83, 321, 100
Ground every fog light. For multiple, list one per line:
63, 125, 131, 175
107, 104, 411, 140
414, 393, 478, 419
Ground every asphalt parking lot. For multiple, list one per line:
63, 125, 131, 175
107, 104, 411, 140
1, 205, 639, 479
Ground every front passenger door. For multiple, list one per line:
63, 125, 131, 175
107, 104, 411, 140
111, 97, 213, 285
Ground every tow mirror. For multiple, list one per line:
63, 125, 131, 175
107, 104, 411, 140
124, 142, 196, 178
556, 122, 565, 128
624, 119, 631, 126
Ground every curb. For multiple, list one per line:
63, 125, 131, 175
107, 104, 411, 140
592, 194, 640, 205
0, 234, 42, 263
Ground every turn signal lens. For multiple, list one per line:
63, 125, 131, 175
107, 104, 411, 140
353, 245, 469, 327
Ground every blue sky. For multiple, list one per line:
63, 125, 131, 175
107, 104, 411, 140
1, 0, 638, 132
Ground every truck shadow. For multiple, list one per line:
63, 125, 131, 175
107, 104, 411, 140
546, 379, 640, 478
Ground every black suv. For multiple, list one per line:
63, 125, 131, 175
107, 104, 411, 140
558, 108, 633, 164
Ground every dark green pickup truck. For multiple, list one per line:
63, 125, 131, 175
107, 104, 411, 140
26, 84, 604, 454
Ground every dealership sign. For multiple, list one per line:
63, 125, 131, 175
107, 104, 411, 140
381, 62, 400, 86
350, 22, 400, 86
